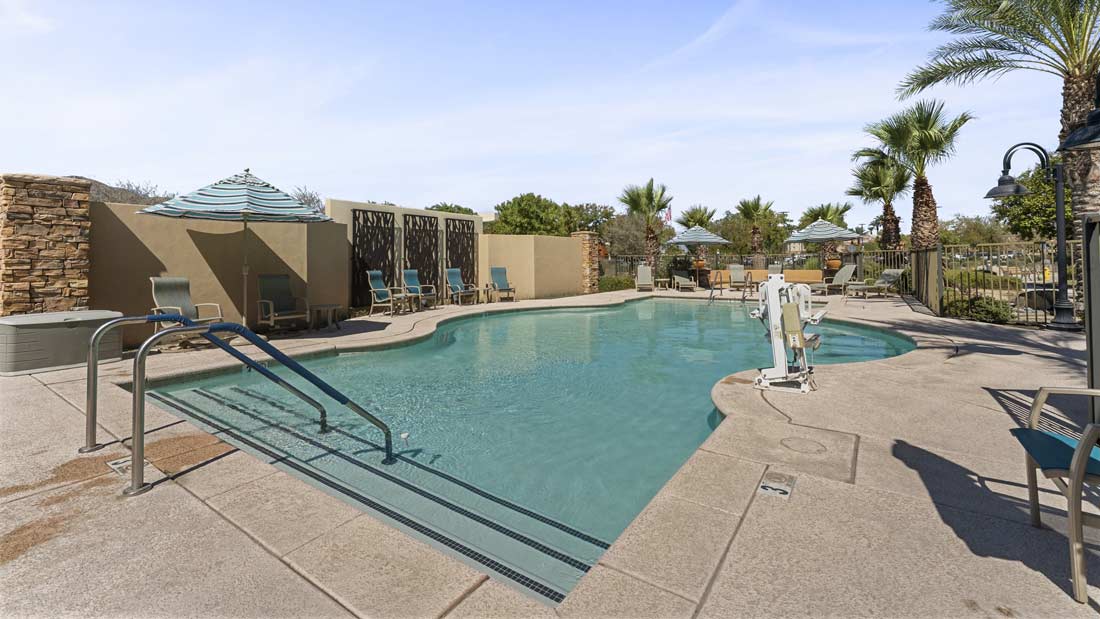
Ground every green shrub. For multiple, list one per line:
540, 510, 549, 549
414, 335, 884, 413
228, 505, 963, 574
599, 275, 635, 292
943, 295, 1014, 324
944, 268, 1021, 289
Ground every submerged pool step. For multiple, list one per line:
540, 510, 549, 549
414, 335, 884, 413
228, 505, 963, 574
152, 386, 608, 601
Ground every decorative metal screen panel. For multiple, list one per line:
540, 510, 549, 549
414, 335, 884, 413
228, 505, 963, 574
352, 209, 396, 307
445, 218, 478, 285
403, 214, 440, 292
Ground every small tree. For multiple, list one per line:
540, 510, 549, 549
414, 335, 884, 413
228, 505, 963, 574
675, 205, 717, 229
617, 179, 673, 267
492, 193, 564, 235
292, 186, 324, 214
562, 203, 615, 233
427, 202, 476, 215
990, 162, 1071, 240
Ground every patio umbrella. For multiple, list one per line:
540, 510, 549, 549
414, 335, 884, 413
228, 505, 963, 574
667, 225, 730, 247
140, 169, 330, 327
785, 219, 860, 243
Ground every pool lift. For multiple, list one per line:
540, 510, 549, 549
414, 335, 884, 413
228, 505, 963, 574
750, 274, 826, 394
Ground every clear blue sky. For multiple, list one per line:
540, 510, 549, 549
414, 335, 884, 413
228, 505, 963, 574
0, 0, 1065, 231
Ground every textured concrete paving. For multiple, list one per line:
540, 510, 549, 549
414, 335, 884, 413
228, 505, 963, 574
3, 289, 1097, 617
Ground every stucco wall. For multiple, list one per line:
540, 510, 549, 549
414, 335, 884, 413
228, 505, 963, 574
89, 202, 347, 346
484, 234, 582, 300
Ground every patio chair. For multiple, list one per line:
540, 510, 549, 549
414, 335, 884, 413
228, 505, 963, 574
768, 264, 782, 275
445, 268, 478, 305
402, 269, 437, 310
636, 265, 654, 291
366, 270, 408, 316
671, 270, 697, 292
256, 274, 309, 330
846, 269, 903, 299
149, 277, 223, 331
490, 266, 516, 301
811, 264, 856, 295
727, 264, 748, 289
1010, 387, 1100, 603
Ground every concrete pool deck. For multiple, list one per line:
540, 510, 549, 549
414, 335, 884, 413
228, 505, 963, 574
2, 289, 1098, 617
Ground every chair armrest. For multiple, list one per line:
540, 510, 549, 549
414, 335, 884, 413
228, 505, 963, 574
151, 305, 183, 316
257, 299, 274, 320
1071, 423, 1100, 492
1027, 387, 1100, 429
389, 287, 406, 296
194, 303, 222, 319
421, 284, 436, 294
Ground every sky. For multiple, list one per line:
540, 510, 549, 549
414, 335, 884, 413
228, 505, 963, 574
0, 0, 1068, 232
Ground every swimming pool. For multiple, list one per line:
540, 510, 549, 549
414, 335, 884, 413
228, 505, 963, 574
150, 299, 913, 602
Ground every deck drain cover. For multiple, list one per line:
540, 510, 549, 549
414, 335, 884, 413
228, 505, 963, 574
106, 457, 146, 477
758, 471, 796, 499
780, 437, 826, 454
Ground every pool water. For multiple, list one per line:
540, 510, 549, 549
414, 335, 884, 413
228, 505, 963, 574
151, 299, 913, 602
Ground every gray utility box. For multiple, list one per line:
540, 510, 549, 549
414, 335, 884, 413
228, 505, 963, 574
0, 310, 123, 376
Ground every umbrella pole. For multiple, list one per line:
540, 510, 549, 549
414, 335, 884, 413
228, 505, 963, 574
242, 218, 249, 327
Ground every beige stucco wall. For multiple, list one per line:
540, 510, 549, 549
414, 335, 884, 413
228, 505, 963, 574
89, 202, 347, 347
483, 234, 582, 300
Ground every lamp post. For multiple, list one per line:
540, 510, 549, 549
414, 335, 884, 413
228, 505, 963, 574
984, 142, 1080, 330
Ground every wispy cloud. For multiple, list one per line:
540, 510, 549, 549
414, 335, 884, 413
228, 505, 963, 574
1, 0, 54, 34
643, 0, 759, 70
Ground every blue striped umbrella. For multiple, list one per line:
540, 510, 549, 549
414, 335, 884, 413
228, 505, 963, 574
141, 169, 331, 326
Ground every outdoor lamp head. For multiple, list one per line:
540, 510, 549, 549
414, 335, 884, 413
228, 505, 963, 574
984, 172, 1029, 199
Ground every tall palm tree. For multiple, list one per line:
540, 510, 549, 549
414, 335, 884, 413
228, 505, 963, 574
856, 100, 973, 249
617, 178, 673, 267
898, 0, 1100, 192
675, 205, 717, 229
846, 157, 911, 250
735, 196, 775, 265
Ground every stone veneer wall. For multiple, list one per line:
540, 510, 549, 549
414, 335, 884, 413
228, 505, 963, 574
0, 174, 92, 315
572, 231, 599, 294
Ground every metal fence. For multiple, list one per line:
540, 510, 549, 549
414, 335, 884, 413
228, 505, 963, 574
601, 252, 825, 278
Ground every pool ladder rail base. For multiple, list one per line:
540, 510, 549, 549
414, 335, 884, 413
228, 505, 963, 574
83, 315, 396, 496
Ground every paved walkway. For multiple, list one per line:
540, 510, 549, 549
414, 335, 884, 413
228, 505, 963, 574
1, 291, 1096, 617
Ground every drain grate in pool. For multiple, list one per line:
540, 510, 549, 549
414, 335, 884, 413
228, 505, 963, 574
758, 471, 796, 499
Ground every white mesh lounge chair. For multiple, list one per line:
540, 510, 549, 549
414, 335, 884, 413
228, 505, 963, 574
150, 277, 223, 331
671, 270, 697, 292
636, 265, 654, 291
257, 274, 308, 329
811, 264, 856, 296
846, 269, 903, 299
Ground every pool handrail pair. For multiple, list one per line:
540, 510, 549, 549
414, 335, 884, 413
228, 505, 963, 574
83, 315, 395, 497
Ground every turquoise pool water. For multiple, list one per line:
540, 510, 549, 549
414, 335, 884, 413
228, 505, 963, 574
150, 299, 913, 602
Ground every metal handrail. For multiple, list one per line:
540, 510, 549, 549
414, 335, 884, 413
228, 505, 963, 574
83, 314, 329, 453
124, 321, 395, 497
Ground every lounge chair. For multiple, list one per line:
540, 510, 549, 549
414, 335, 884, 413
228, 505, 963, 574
635, 265, 654, 291
150, 277, 223, 331
1011, 387, 1100, 603
402, 269, 437, 310
846, 269, 903, 299
256, 274, 309, 330
367, 270, 408, 316
671, 270, 697, 292
490, 267, 516, 301
445, 268, 478, 305
811, 264, 856, 295
727, 265, 749, 290
768, 264, 782, 275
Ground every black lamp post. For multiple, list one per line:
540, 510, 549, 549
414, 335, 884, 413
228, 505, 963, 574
984, 142, 1081, 330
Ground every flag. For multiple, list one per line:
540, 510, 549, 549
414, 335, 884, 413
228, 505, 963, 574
664, 208, 672, 222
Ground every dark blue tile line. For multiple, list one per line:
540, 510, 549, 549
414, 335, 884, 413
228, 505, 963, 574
148, 392, 567, 604
185, 389, 592, 574
231, 386, 612, 549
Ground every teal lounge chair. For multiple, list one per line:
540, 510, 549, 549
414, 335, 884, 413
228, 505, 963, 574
846, 269, 903, 299
367, 270, 407, 316
490, 267, 516, 301
1011, 386, 1100, 603
446, 268, 478, 305
812, 264, 856, 296
150, 276, 223, 331
402, 269, 437, 310
635, 265, 654, 291
257, 274, 309, 329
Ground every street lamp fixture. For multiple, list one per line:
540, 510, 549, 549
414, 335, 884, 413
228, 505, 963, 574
984, 142, 1080, 330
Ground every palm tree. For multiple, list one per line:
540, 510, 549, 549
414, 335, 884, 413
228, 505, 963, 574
617, 178, 673, 267
856, 100, 973, 249
846, 157, 911, 250
735, 196, 775, 266
898, 0, 1100, 192
799, 202, 853, 228
675, 205, 717, 229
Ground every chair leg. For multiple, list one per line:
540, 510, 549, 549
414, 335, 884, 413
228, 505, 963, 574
1026, 455, 1041, 527
1068, 493, 1089, 603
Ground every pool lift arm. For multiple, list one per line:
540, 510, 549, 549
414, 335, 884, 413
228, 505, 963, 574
750, 274, 825, 394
